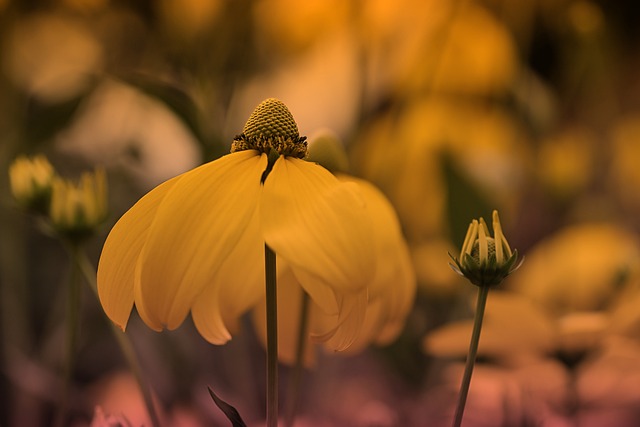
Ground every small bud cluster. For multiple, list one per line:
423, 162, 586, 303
450, 210, 522, 287
9, 155, 108, 242
306, 129, 350, 174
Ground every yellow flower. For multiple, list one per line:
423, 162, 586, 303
9, 154, 55, 214
50, 168, 108, 239
97, 99, 376, 349
450, 210, 521, 287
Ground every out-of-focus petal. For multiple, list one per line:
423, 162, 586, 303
135, 151, 267, 330
261, 157, 375, 297
424, 292, 557, 361
97, 176, 179, 330
192, 208, 265, 344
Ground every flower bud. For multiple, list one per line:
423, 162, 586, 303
9, 155, 55, 214
450, 210, 522, 287
306, 129, 349, 174
49, 168, 108, 241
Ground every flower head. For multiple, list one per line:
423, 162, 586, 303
97, 98, 376, 350
450, 210, 522, 287
50, 168, 108, 240
9, 155, 55, 214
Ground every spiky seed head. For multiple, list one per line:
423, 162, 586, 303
470, 238, 496, 265
232, 98, 307, 158
243, 98, 299, 140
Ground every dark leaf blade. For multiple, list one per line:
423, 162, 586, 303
207, 386, 247, 427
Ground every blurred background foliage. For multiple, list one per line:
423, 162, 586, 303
2, 0, 640, 426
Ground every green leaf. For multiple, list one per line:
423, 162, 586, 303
208, 387, 247, 427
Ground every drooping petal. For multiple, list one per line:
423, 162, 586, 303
192, 207, 265, 344
261, 157, 375, 297
97, 176, 180, 330
340, 297, 386, 354
135, 150, 267, 330
311, 289, 369, 352
339, 176, 415, 297
190, 285, 232, 344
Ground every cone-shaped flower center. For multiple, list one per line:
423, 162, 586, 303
470, 237, 496, 265
231, 98, 308, 158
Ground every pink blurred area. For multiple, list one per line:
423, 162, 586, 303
3, 0, 640, 426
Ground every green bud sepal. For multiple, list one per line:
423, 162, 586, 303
449, 248, 522, 288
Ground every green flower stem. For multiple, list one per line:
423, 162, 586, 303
54, 244, 82, 427
452, 285, 490, 427
284, 292, 310, 427
265, 244, 279, 427
73, 246, 161, 427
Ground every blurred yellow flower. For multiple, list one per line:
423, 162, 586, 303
537, 126, 596, 200
394, 3, 518, 96
509, 223, 640, 315
9, 155, 55, 214
252, 0, 349, 54
351, 97, 528, 241
412, 239, 462, 297
2, 13, 103, 102
50, 168, 108, 239
97, 99, 376, 349
424, 292, 557, 362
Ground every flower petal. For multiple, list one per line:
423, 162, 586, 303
190, 285, 231, 344
136, 151, 267, 330
97, 176, 180, 330
286, 265, 340, 315
192, 208, 265, 344
311, 289, 369, 351
261, 157, 375, 295
339, 175, 415, 297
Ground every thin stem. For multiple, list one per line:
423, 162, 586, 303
284, 292, 311, 427
54, 244, 82, 427
74, 248, 162, 427
452, 285, 490, 427
265, 244, 279, 427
